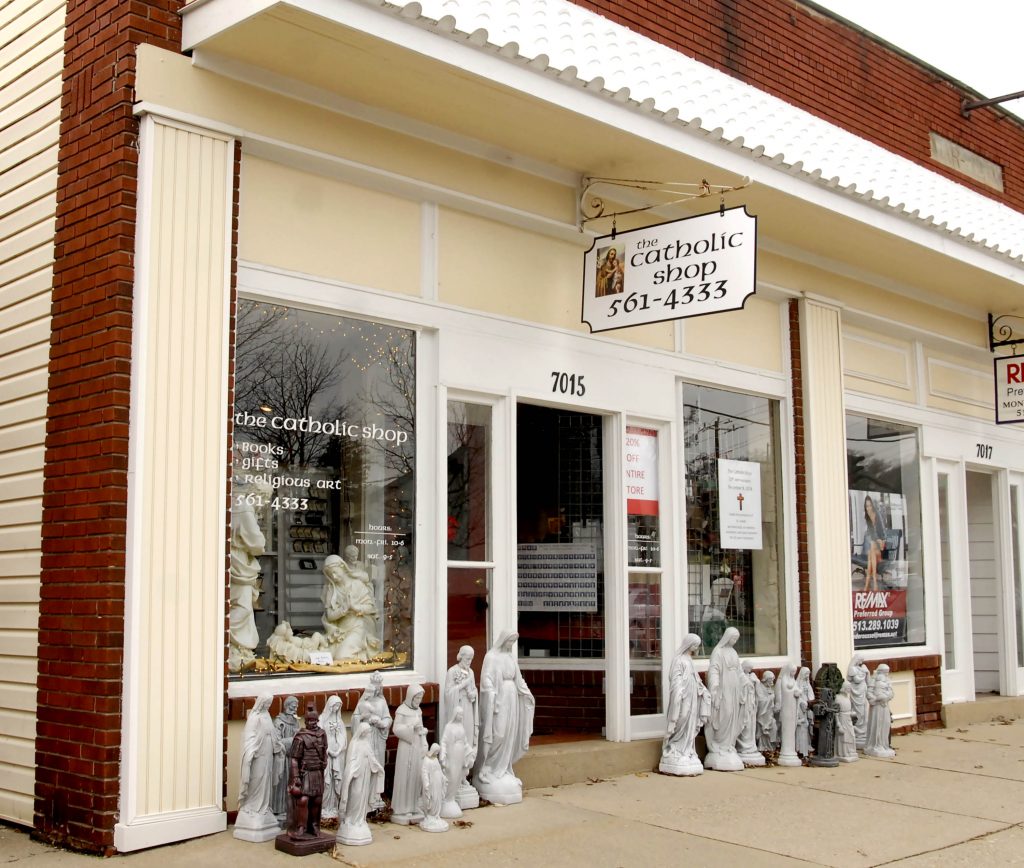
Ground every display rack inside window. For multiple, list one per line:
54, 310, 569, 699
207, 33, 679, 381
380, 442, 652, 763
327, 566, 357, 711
682, 385, 786, 658
229, 300, 416, 677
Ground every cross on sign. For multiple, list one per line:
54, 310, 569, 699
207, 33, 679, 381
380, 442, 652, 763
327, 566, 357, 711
736, 493, 744, 511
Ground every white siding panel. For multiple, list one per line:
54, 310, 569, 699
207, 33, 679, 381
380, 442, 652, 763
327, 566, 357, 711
118, 119, 232, 846
0, 167, 56, 216
0, 578, 39, 604
0, 119, 58, 176
0, 266, 50, 311
0, 0, 59, 826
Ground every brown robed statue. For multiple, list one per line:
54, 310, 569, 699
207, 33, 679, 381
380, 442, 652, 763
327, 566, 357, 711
288, 702, 328, 839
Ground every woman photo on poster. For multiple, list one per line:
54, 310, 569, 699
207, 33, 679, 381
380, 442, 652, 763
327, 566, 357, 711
862, 495, 887, 592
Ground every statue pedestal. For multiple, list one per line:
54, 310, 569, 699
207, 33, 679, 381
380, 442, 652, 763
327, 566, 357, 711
703, 750, 744, 772
233, 809, 280, 843
455, 782, 479, 810
440, 798, 463, 819
658, 754, 704, 776
864, 745, 896, 759
274, 831, 335, 856
337, 820, 372, 846
419, 816, 450, 833
475, 774, 523, 805
391, 811, 424, 826
739, 749, 766, 767
776, 752, 802, 768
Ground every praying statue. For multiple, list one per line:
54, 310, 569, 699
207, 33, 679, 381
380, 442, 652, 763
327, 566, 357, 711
443, 645, 480, 808
835, 681, 859, 763
271, 696, 300, 821
440, 706, 474, 818
755, 671, 778, 752
736, 659, 765, 766
321, 546, 381, 662
703, 627, 745, 771
474, 631, 535, 805
336, 721, 384, 846
350, 672, 392, 811
319, 696, 347, 824
235, 693, 282, 842
774, 663, 803, 767
659, 633, 710, 776
419, 744, 449, 833
847, 654, 871, 750
229, 493, 265, 673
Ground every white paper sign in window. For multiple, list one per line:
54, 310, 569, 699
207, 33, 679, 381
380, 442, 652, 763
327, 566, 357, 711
717, 458, 763, 550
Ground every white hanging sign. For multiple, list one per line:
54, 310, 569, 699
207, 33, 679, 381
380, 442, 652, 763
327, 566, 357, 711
994, 356, 1024, 424
581, 206, 757, 333
717, 458, 763, 550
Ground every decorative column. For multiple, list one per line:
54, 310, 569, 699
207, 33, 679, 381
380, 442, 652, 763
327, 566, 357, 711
114, 114, 235, 851
798, 296, 854, 669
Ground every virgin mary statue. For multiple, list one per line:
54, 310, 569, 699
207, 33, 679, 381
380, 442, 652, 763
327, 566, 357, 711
473, 630, 535, 805
703, 626, 745, 771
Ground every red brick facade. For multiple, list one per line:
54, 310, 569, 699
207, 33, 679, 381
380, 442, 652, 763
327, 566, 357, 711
568, 0, 1024, 212
788, 300, 813, 666
34, 0, 186, 854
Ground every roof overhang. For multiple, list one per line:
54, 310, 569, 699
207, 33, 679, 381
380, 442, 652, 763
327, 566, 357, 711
180, 0, 1024, 319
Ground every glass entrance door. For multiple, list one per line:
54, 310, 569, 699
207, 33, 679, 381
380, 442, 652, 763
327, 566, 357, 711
516, 403, 606, 738
934, 460, 972, 703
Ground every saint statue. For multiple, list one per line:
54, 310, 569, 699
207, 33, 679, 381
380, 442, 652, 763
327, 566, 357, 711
443, 645, 480, 808
473, 631, 535, 805
659, 633, 710, 776
736, 659, 765, 766
847, 653, 870, 750
440, 706, 473, 818
795, 666, 815, 758
864, 664, 897, 759
350, 672, 392, 811
229, 494, 265, 673
336, 721, 384, 846
235, 693, 282, 842
287, 703, 329, 841
271, 696, 300, 821
321, 546, 381, 662
391, 683, 428, 825
774, 663, 803, 767
703, 627, 745, 771
835, 681, 859, 762
319, 695, 347, 823
419, 744, 449, 833
755, 671, 778, 752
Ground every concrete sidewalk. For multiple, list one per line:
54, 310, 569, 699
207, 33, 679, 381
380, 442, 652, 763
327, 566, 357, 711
7, 719, 1024, 867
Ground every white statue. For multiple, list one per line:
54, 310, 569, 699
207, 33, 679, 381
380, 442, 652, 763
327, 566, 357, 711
659, 633, 710, 776
350, 672, 392, 811
443, 645, 480, 808
774, 663, 803, 767
419, 744, 449, 833
391, 683, 428, 825
440, 707, 473, 818
319, 695, 348, 823
755, 671, 778, 752
229, 495, 265, 673
473, 631, 535, 805
266, 622, 328, 664
835, 681, 858, 762
703, 627, 745, 771
736, 660, 765, 766
795, 666, 815, 757
864, 664, 896, 759
336, 720, 384, 846
235, 694, 282, 842
321, 546, 381, 662
271, 696, 300, 820
847, 654, 870, 750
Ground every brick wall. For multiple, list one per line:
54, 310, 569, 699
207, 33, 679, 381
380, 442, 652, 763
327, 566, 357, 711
871, 655, 943, 733
34, 0, 185, 855
523, 669, 606, 735
789, 300, 813, 666
568, 0, 1024, 212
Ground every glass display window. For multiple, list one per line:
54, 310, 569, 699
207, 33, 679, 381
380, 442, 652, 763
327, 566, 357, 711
846, 414, 925, 650
682, 384, 787, 657
229, 299, 416, 676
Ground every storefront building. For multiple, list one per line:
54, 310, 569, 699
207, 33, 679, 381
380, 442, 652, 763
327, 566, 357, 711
2, 0, 1024, 854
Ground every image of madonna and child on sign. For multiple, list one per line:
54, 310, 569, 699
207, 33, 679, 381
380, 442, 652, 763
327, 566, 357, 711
848, 491, 909, 592
595, 244, 626, 297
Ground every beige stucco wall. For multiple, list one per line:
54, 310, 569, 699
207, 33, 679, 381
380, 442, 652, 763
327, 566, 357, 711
0, 0, 65, 826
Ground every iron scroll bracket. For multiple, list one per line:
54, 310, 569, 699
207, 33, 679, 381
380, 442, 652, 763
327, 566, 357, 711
989, 312, 1024, 355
